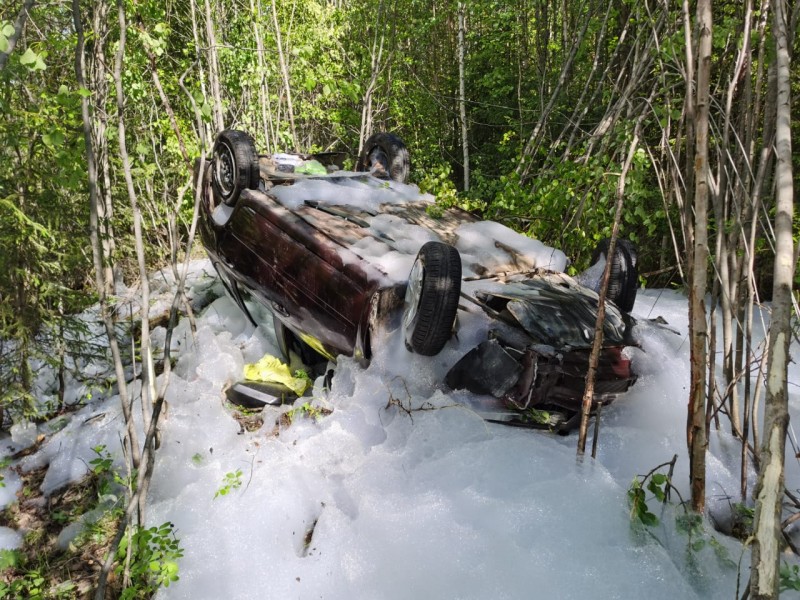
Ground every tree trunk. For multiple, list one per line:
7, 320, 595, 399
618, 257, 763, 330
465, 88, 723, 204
72, 0, 140, 469
271, 0, 298, 151
251, 0, 275, 153
749, 0, 794, 594
114, 0, 155, 459
687, 0, 712, 515
457, 1, 469, 192
358, 0, 390, 153
203, 0, 225, 133
577, 125, 640, 455
89, 0, 117, 294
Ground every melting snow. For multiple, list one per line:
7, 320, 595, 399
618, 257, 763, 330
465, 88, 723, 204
0, 261, 797, 599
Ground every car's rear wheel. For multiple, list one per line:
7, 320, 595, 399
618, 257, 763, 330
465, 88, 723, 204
591, 238, 638, 313
356, 132, 410, 184
403, 242, 462, 356
212, 130, 260, 206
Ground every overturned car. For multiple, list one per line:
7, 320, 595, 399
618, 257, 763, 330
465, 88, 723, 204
198, 130, 640, 431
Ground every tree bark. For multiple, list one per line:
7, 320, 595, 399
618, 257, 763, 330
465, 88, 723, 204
114, 0, 155, 464
749, 0, 794, 594
577, 126, 640, 455
251, 0, 275, 153
72, 0, 140, 470
271, 0, 298, 151
203, 0, 225, 132
357, 0, 394, 153
457, 1, 469, 192
687, 0, 712, 515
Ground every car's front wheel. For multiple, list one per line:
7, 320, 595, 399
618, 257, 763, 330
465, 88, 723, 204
590, 238, 638, 313
356, 132, 410, 183
403, 242, 462, 356
211, 129, 260, 206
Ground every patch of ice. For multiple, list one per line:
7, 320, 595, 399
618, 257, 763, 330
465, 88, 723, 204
10, 421, 38, 448
0, 469, 22, 510
0, 527, 22, 551
455, 220, 568, 274
270, 175, 434, 212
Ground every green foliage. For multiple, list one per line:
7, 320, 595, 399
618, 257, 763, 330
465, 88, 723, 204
0, 456, 10, 489
0, 22, 14, 53
214, 469, 243, 499
628, 476, 660, 527
780, 563, 800, 592
0, 567, 47, 599
628, 462, 736, 581
286, 402, 330, 424
89, 445, 114, 477
116, 522, 184, 599
0, 553, 76, 599
416, 164, 460, 210
19, 47, 47, 71
0, 548, 22, 571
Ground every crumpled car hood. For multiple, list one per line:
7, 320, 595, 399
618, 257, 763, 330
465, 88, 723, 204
475, 272, 628, 349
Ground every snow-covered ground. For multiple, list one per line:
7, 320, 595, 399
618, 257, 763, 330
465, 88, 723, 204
2, 259, 799, 599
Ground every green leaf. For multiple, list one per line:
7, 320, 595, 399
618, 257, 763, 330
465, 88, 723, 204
20, 47, 37, 65
2, 23, 14, 38
0, 37, 8, 54
43, 130, 65, 148
77, 87, 92, 97
640, 510, 658, 527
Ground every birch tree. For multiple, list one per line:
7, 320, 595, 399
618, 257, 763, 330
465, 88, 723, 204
749, 0, 795, 593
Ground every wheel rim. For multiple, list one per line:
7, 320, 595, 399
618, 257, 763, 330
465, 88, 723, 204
214, 141, 236, 197
368, 147, 390, 175
403, 257, 424, 332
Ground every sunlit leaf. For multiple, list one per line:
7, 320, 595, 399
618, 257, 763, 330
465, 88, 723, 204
20, 47, 37, 65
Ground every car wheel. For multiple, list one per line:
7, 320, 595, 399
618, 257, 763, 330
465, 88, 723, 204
591, 238, 638, 313
212, 130, 259, 206
356, 132, 410, 183
403, 242, 462, 356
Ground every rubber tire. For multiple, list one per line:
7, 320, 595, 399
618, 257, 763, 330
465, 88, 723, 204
590, 239, 638, 313
356, 132, 410, 183
403, 242, 462, 356
212, 130, 259, 206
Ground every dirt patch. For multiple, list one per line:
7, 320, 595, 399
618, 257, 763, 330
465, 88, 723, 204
0, 464, 124, 598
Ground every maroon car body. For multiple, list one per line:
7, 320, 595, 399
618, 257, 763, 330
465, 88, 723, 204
198, 131, 639, 430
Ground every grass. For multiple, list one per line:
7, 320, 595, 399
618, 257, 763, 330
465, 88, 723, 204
0, 463, 124, 598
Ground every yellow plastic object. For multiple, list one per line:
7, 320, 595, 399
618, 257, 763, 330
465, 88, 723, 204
243, 354, 310, 395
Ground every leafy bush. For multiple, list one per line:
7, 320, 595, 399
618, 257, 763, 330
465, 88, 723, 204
116, 522, 184, 599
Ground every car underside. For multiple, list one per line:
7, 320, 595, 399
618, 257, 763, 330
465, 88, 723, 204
198, 130, 641, 432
